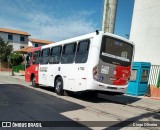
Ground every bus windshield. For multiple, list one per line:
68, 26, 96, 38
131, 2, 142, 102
100, 36, 133, 67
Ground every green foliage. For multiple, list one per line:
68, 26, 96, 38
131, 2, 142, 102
9, 53, 24, 67
0, 37, 12, 62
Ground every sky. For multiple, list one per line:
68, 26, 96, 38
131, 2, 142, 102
0, 0, 134, 42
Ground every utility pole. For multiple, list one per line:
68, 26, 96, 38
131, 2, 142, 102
102, 0, 118, 33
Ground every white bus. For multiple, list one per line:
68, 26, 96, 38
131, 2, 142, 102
31, 31, 134, 96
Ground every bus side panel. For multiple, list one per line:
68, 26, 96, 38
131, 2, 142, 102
70, 64, 88, 91
25, 64, 39, 83
34, 64, 39, 84
25, 69, 31, 82
46, 64, 62, 87
85, 38, 101, 90
46, 64, 89, 92
59, 64, 87, 91
39, 64, 49, 86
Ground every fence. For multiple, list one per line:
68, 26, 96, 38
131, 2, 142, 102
0, 62, 11, 71
148, 65, 160, 87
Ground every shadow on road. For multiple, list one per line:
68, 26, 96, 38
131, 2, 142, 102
39, 86, 142, 105
0, 84, 91, 129
39, 86, 111, 103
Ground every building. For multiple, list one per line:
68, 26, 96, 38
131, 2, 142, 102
29, 38, 53, 47
130, 0, 160, 65
130, 0, 160, 93
14, 38, 53, 54
0, 28, 53, 52
0, 28, 30, 51
0, 27, 53, 71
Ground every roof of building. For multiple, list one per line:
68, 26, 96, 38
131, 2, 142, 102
0, 28, 31, 36
29, 38, 53, 44
14, 46, 33, 54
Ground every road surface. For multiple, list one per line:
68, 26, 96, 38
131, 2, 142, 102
0, 75, 159, 130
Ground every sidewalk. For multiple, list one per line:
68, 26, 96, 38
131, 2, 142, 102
0, 71, 25, 80
0, 71, 159, 111
99, 94, 160, 111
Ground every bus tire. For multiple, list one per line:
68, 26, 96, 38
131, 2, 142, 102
55, 77, 64, 96
31, 75, 39, 88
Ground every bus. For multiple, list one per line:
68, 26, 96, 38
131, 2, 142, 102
25, 46, 41, 87
25, 31, 134, 96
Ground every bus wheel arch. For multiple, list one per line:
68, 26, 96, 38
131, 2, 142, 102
31, 73, 38, 87
54, 75, 64, 96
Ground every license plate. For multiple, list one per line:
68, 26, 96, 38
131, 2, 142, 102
101, 66, 109, 74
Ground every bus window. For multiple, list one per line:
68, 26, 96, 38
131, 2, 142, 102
33, 50, 41, 64
61, 43, 77, 64
26, 52, 32, 68
49, 46, 62, 64
100, 36, 133, 67
40, 48, 50, 64
75, 39, 90, 63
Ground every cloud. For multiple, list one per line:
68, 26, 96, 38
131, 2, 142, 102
0, 0, 98, 42
40, 17, 96, 41
24, 11, 97, 41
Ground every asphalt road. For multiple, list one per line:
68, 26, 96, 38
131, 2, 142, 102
0, 79, 89, 130
0, 75, 159, 130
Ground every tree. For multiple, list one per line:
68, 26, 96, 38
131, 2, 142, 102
8, 53, 24, 76
0, 37, 12, 62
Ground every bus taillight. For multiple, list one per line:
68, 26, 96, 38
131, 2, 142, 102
93, 65, 98, 80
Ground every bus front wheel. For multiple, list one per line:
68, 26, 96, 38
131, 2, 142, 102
55, 77, 64, 96
31, 75, 39, 88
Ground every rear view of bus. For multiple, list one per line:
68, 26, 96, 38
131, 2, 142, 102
92, 33, 134, 93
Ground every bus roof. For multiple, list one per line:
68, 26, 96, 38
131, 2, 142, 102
42, 31, 134, 49
30, 46, 41, 52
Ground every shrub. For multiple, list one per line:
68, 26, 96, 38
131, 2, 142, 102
9, 53, 24, 67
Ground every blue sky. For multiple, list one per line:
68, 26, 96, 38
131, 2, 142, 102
0, 0, 134, 42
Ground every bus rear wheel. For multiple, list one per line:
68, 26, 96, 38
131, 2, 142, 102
31, 76, 39, 88
55, 77, 64, 96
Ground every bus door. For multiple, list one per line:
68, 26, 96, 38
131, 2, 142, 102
25, 52, 32, 82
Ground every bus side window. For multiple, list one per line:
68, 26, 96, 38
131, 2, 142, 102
61, 43, 76, 64
40, 48, 50, 64
33, 50, 40, 64
49, 46, 62, 64
26, 55, 30, 62
75, 39, 90, 63
26, 52, 32, 65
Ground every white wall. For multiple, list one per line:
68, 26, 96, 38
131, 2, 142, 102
130, 0, 160, 65
28, 41, 33, 46
0, 32, 28, 51
28, 41, 46, 47
0, 32, 8, 41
